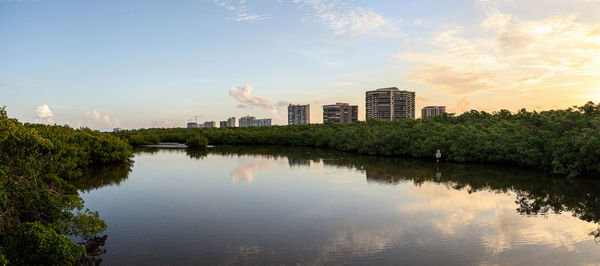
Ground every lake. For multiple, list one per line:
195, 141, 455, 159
76, 146, 600, 265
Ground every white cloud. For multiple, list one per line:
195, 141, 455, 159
35, 104, 54, 124
293, 0, 401, 38
214, 0, 266, 22
80, 110, 120, 129
229, 85, 273, 109
398, 8, 600, 107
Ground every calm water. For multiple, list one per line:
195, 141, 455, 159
76, 146, 600, 265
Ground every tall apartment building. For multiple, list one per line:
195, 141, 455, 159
187, 122, 198, 128
203, 121, 216, 128
323, 103, 358, 123
288, 104, 310, 125
219, 121, 227, 128
239, 116, 255, 127
365, 87, 415, 120
421, 106, 446, 118
253, 118, 272, 127
227, 117, 236, 127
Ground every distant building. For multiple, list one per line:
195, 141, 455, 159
187, 122, 199, 128
113, 128, 122, 133
203, 121, 216, 128
227, 117, 236, 127
220, 121, 228, 128
288, 104, 310, 125
253, 118, 272, 127
365, 87, 415, 120
421, 106, 446, 118
239, 116, 255, 127
323, 103, 358, 123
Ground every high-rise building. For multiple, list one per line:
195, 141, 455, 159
288, 104, 310, 125
219, 121, 228, 128
187, 122, 198, 128
421, 106, 446, 118
323, 103, 358, 123
227, 117, 236, 127
239, 116, 255, 127
365, 87, 415, 120
253, 118, 271, 127
203, 121, 216, 128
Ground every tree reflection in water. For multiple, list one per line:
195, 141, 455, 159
205, 145, 600, 241
77, 235, 108, 266
80, 145, 600, 264
72, 161, 134, 192
71, 161, 133, 264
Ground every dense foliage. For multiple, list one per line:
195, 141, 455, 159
117, 102, 600, 178
186, 134, 209, 149
0, 107, 133, 264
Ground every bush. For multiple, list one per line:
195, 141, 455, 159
0, 106, 133, 264
186, 134, 208, 149
5, 222, 85, 265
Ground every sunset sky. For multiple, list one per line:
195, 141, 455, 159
2, 0, 600, 129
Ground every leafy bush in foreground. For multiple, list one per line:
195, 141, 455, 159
0, 107, 133, 264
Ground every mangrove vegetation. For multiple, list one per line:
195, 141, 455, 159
0, 107, 133, 265
116, 102, 600, 178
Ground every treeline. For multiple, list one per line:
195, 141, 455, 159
0, 107, 133, 264
117, 102, 600, 178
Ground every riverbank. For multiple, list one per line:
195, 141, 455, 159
115, 102, 600, 178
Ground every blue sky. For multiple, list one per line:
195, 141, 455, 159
2, 0, 600, 129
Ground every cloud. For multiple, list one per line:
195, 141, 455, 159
329, 81, 354, 87
230, 158, 273, 184
214, 0, 266, 22
229, 85, 273, 109
293, 0, 401, 38
398, 8, 600, 100
35, 104, 54, 124
81, 110, 120, 129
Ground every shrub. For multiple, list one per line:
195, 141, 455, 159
186, 134, 208, 149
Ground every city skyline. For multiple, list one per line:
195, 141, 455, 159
2, 0, 600, 130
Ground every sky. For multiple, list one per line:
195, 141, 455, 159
2, 0, 600, 129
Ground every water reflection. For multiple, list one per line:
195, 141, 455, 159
70, 161, 132, 265
206, 145, 600, 242
230, 159, 273, 184
72, 161, 133, 192
80, 145, 600, 264
77, 235, 108, 266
